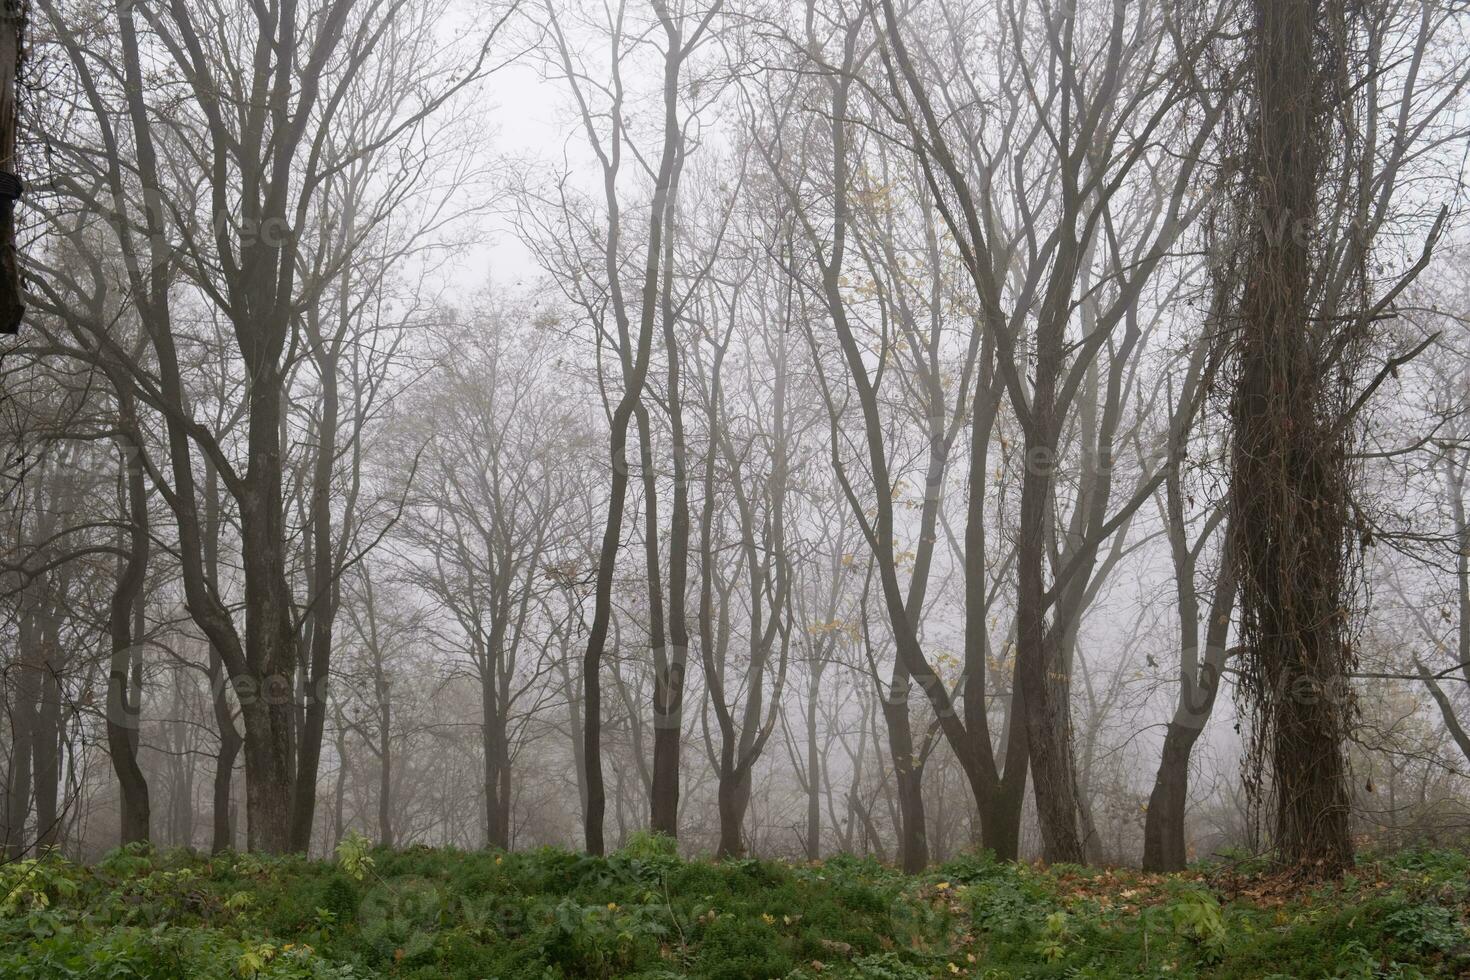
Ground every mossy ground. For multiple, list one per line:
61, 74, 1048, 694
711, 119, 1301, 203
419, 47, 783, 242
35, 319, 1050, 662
2, 835, 1468, 978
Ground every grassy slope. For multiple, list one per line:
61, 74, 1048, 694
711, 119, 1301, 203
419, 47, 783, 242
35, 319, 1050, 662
1, 835, 1468, 978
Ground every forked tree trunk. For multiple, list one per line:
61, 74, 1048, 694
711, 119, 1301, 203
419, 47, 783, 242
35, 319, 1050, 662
650, 173, 690, 840
1142, 570, 1236, 872
715, 765, 751, 859
1015, 407, 1086, 864
972, 691, 1029, 861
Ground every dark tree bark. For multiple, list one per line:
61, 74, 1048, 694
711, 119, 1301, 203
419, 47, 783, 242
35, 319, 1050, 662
33, 611, 61, 851
880, 665, 929, 873
202, 461, 240, 854
801, 657, 826, 861
697, 289, 794, 860
106, 426, 151, 847
290, 312, 345, 852
1142, 280, 1237, 871
873, 0, 1228, 863
482, 677, 510, 850
1142, 570, 1236, 871
650, 163, 691, 839
0, 0, 24, 334
376, 677, 393, 850
545, 2, 695, 856
962, 338, 1029, 860
1229, 0, 1356, 876
4, 668, 34, 859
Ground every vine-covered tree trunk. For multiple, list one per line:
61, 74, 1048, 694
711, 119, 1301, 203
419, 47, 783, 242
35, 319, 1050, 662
1230, 0, 1355, 876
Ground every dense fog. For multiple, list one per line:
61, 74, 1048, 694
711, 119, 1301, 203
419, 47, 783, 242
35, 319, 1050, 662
3, 0, 1469, 877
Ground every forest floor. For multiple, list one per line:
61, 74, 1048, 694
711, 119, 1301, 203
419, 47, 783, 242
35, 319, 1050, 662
2, 834, 1468, 978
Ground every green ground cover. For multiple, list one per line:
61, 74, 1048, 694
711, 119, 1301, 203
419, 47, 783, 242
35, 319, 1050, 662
2, 833, 1467, 978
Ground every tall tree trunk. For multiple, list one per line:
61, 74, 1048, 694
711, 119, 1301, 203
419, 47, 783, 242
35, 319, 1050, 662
236, 358, 299, 854
1015, 317, 1085, 863
5, 606, 39, 859
482, 676, 509, 850
803, 663, 823, 861
1143, 565, 1237, 871
210, 703, 238, 854
208, 639, 241, 853
4, 706, 32, 859
331, 702, 348, 851
377, 677, 393, 849
290, 229, 354, 853
33, 648, 60, 851
106, 430, 151, 847
568, 3, 687, 856
1231, 0, 1354, 876
201, 462, 239, 854
650, 173, 690, 837
962, 344, 1029, 860
880, 668, 929, 873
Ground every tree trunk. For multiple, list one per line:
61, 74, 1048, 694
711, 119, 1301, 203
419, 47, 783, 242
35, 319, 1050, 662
5, 607, 39, 859
482, 678, 509, 850
1142, 723, 1197, 871
1230, 0, 1354, 876
211, 710, 240, 854
879, 668, 929, 873
0, 0, 24, 334
208, 631, 239, 852
804, 665, 823, 861
1143, 568, 1236, 872
960, 348, 1028, 861
239, 699, 294, 854
4, 704, 32, 859
378, 680, 393, 849
107, 432, 151, 848
32, 603, 63, 853
580, 400, 634, 856
974, 692, 1029, 861
650, 167, 690, 839
209, 641, 241, 853
716, 765, 751, 859
331, 703, 349, 851
291, 281, 350, 854
1016, 415, 1085, 863
235, 359, 300, 855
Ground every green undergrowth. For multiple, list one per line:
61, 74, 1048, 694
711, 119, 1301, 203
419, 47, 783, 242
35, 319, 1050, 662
2, 833, 1467, 978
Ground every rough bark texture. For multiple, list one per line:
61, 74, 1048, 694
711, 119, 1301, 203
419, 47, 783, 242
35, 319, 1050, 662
1230, 0, 1355, 877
